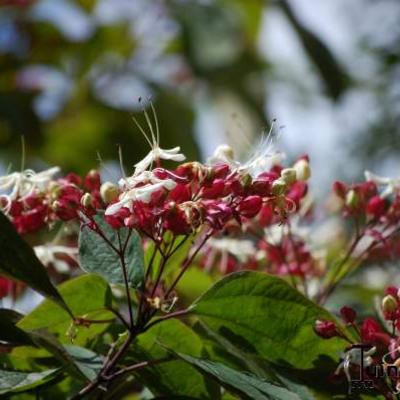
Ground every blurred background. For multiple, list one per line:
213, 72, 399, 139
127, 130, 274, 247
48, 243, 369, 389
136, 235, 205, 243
1, 0, 400, 195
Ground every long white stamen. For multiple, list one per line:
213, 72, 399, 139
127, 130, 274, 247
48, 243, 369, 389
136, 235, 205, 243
131, 115, 153, 149
143, 108, 157, 148
150, 102, 160, 147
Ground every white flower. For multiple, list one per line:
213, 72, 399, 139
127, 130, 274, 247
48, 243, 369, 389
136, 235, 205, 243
134, 146, 185, 175
365, 170, 400, 197
0, 167, 60, 213
208, 134, 284, 178
105, 178, 177, 216
131, 105, 185, 175
34, 244, 78, 273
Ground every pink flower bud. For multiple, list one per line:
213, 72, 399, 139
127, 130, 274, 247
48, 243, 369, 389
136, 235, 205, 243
340, 306, 357, 324
314, 320, 338, 339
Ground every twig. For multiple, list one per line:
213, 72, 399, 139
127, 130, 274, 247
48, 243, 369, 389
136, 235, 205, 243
104, 357, 171, 381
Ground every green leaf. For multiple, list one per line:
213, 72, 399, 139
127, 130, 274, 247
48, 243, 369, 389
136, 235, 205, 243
176, 354, 302, 400
0, 309, 34, 347
0, 368, 60, 395
127, 319, 220, 399
79, 213, 144, 288
0, 212, 71, 315
63, 345, 103, 381
17, 274, 113, 346
190, 271, 346, 369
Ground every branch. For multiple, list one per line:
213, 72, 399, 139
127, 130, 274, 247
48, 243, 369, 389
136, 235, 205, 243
104, 357, 171, 381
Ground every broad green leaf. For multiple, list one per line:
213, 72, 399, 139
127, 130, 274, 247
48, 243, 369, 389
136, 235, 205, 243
63, 345, 103, 381
79, 213, 144, 288
9, 333, 104, 383
194, 322, 315, 400
127, 319, 220, 399
0, 368, 60, 395
0, 212, 70, 315
176, 354, 301, 400
190, 271, 346, 369
0, 309, 34, 346
18, 274, 113, 346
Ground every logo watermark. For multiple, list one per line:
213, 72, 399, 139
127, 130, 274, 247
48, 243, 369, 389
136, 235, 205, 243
339, 344, 400, 395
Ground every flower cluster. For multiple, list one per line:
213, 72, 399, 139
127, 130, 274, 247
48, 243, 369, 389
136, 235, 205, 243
103, 145, 311, 240
333, 171, 400, 223
0, 168, 102, 234
258, 227, 322, 278
332, 172, 400, 267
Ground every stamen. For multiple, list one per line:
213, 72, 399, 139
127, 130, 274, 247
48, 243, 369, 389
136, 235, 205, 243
150, 101, 160, 147
131, 115, 153, 149
118, 145, 126, 178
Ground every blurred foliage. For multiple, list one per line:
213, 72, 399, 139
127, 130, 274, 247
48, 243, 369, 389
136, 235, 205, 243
0, 0, 397, 175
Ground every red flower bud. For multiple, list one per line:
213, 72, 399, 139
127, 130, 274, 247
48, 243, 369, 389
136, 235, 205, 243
169, 183, 191, 203
64, 173, 82, 186
201, 179, 225, 199
258, 204, 274, 226
314, 320, 338, 339
385, 286, 399, 298
361, 318, 390, 345
340, 306, 357, 324
252, 172, 278, 196
238, 195, 262, 218
84, 170, 101, 191
0, 277, 11, 299
366, 195, 386, 218
287, 181, 307, 206
212, 163, 230, 179
105, 207, 130, 229
332, 181, 347, 199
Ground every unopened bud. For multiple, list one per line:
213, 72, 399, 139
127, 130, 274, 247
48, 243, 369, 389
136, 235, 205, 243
214, 144, 235, 161
100, 182, 119, 204
52, 200, 61, 211
340, 306, 357, 324
48, 182, 62, 199
238, 195, 262, 218
382, 295, 398, 314
241, 173, 252, 188
314, 320, 338, 339
280, 168, 297, 185
293, 159, 311, 181
345, 189, 358, 208
272, 178, 287, 195
80, 193, 94, 208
